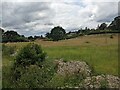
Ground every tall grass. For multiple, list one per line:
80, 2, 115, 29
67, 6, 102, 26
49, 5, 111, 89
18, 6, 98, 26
2, 34, 119, 88
43, 44, 118, 76
3, 34, 119, 75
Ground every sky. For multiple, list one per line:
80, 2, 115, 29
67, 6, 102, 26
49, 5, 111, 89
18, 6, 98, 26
1, 0, 119, 36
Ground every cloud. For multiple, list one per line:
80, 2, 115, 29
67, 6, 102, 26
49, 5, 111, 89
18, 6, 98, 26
1, 1, 118, 36
2, 2, 55, 36
51, 1, 118, 30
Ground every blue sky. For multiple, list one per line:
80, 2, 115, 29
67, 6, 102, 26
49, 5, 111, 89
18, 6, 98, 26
1, 0, 119, 36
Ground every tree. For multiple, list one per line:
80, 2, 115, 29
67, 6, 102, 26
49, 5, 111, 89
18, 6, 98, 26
28, 36, 34, 41
99, 23, 107, 30
40, 35, 44, 39
96, 24, 100, 30
50, 26, 66, 41
108, 16, 120, 31
2, 31, 20, 42
45, 33, 51, 38
2, 30, 28, 42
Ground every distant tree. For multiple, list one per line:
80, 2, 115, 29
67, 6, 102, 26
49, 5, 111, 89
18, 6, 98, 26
45, 33, 51, 38
99, 23, 107, 30
85, 27, 88, 30
2, 31, 20, 42
108, 16, 120, 31
21, 35, 25, 38
68, 31, 72, 34
81, 27, 90, 35
77, 28, 83, 34
2, 30, 29, 42
96, 24, 100, 30
91, 28, 95, 31
40, 35, 43, 39
28, 36, 34, 41
49, 26, 66, 41
34, 36, 40, 39
4, 31, 20, 37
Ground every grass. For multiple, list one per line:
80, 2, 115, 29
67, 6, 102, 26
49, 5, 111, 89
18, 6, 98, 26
2, 34, 119, 75
43, 44, 118, 75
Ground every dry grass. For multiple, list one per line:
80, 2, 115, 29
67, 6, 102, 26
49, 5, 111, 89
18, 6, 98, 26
4, 34, 118, 48
35, 34, 118, 47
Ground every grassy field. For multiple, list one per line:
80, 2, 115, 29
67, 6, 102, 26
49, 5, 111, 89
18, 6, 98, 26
3, 34, 119, 76
2, 34, 119, 88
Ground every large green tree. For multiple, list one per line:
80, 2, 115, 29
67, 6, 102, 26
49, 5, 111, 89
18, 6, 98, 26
50, 26, 66, 41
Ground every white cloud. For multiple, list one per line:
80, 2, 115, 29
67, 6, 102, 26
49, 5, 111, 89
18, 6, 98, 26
50, 1, 118, 30
1, 1, 118, 36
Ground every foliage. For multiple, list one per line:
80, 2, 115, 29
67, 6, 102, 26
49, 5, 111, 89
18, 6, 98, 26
66, 33, 81, 39
108, 16, 120, 30
15, 60, 56, 88
10, 43, 47, 82
14, 43, 46, 67
45, 33, 51, 38
34, 35, 44, 39
28, 36, 34, 41
47, 26, 66, 41
98, 23, 107, 30
3, 59, 56, 88
2, 34, 119, 88
2, 30, 28, 43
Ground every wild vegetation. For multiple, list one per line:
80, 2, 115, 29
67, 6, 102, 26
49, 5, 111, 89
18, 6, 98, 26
1, 16, 120, 88
2, 33, 119, 88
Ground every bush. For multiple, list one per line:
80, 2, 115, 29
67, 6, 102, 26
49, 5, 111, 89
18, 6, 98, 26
14, 43, 46, 67
9, 61, 56, 88
110, 35, 113, 39
85, 41, 90, 43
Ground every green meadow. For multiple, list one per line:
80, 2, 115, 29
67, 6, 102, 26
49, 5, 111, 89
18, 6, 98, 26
2, 34, 119, 88
3, 34, 119, 75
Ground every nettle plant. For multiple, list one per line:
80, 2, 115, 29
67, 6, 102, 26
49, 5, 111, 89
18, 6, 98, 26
14, 43, 46, 67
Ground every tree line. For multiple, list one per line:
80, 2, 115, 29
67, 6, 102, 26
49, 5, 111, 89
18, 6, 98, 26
0, 29, 44, 43
45, 16, 120, 41
0, 16, 120, 42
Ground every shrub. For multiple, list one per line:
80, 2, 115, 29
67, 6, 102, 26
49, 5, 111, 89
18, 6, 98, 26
110, 35, 113, 39
85, 41, 90, 43
14, 43, 46, 67
10, 61, 56, 88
